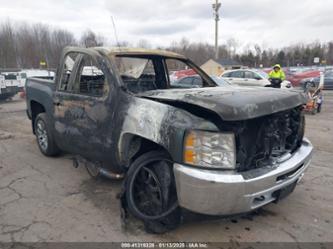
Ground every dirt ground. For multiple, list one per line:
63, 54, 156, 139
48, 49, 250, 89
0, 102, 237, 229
0, 92, 332, 243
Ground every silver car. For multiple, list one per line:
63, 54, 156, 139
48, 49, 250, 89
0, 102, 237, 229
221, 69, 292, 89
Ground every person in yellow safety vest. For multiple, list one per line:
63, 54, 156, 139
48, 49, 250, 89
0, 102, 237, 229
268, 64, 286, 81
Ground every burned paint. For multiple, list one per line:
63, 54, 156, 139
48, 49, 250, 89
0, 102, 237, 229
26, 46, 308, 174
139, 87, 307, 121
118, 96, 218, 166
55, 121, 82, 136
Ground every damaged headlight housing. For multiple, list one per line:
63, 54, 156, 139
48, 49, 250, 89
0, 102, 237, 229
183, 130, 236, 169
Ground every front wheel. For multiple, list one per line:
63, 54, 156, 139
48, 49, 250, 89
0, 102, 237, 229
125, 150, 181, 233
34, 113, 60, 156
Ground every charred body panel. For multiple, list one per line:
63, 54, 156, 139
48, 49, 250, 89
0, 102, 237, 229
51, 47, 126, 172
140, 87, 307, 121
118, 96, 218, 166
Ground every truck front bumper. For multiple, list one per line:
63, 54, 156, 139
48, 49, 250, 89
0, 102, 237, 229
173, 138, 313, 215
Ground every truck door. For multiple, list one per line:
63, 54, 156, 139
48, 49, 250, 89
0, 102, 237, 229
229, 70, 245, 86
53, 51, 114, 161
243, 71, 264, 86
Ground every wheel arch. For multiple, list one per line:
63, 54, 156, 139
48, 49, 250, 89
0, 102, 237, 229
118, 133, 173, 168
30, 100, 46, 134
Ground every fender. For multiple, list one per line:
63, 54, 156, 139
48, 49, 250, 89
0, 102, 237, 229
118, 97, 218, 165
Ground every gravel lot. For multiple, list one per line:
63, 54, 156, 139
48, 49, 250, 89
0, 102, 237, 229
0, 92, 332, 243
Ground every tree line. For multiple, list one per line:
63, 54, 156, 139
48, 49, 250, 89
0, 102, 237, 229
1, 21, 332, 69
0, 22, 104, 69
168, 38, 333, 68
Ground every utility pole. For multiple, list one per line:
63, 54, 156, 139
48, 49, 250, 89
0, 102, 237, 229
212, 0, 221, 60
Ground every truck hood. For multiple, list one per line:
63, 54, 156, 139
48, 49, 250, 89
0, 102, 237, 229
138, 87, 307, 121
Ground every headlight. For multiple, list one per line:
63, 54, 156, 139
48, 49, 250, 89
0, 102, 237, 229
183, 130, 236, 169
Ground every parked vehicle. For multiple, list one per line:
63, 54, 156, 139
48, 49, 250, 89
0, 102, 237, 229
324, 71, 333, 90
173, 75, 230, 88
0, 72, 24, 101
25, 47, 313, 233
287, 70, 321, 88
172, 75, 202, 88
300, 71, 333, 90
221, 69, 292, 89
172, 68, 196, 80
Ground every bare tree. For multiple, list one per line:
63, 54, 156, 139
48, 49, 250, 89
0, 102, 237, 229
0, 21, 18, 68
51, 29, 76, 67
80, 30, 104, 48
1, 20, 333, 69
226, 38, 239, 57
136, 39, 152, 49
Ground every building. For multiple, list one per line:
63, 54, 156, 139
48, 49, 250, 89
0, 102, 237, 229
201, 58, 242, 76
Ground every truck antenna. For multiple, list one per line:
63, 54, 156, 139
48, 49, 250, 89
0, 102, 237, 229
111, 16, 121, 51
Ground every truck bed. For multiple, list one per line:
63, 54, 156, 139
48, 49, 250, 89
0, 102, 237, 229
25, 77, 56, 120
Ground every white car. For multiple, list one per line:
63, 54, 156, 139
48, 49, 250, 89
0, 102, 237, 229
0, 72, 24, 100
2, 72, 22, 88
221, 69, 292, 89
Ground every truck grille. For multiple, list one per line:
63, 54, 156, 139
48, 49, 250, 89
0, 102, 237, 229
229, 106, 305, 172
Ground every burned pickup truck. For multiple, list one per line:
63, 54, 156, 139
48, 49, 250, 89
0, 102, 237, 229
26, 47, 313, 233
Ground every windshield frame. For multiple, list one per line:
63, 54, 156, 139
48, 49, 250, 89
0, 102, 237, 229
109, 53, 217, 93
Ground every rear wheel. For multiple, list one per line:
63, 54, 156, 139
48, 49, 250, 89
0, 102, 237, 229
125, 150, 181, 233
34, 113, 60, 156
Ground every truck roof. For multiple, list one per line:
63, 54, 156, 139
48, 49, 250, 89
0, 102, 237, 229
95, 47, 186, 59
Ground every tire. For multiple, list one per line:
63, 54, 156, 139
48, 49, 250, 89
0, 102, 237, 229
125, 150, 181, 234
34, 113, 60, 156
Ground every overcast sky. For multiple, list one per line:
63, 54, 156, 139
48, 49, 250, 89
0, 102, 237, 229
0, 0, 332, 50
